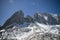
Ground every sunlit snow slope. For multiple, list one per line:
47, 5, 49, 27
0, 22, 60, 40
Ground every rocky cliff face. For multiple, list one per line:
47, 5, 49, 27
34, 13, 60, 25
2, 10, 24, 28
2, 10, 60, 29
0, 10, 60, 40
0, 25, 2, 30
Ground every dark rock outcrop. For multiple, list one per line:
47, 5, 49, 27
0, 25, 2, 30
34, 13, 47, 24
2, 10, 60, 29
25, 15, 34, 23
2, 10, 24, 28
34, 13, 60, 25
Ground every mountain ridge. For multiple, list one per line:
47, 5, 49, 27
0, 10, 60, 40
2, 10, 60, 29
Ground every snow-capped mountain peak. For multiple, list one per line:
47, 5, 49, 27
0, 10, 60, 40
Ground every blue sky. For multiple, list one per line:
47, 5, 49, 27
0, 0, 60, 26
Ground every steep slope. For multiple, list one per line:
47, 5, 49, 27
0, 25, 2, 30
2, 10, 34, 29
2, 10, 24, 28
34, 13, 60, 25
2, 10, 60, 29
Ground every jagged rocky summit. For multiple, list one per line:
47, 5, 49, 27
2, 10, 60, 28
0, 10, 60, 40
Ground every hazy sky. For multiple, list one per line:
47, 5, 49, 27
0, 0, 60, 25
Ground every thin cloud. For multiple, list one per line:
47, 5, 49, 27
32, 2, 36, 6
9, 0, 14, 3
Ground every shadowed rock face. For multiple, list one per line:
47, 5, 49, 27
2, 10, 24, 28
0, 25, 2, 30
0, 25, 1, 27
34, 13, 60, 25
34, 13, 47, 24
25, 15, 34, 23
2, 10, 34, 29
57, 15, 60, 24
2, 10, 60, 29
